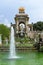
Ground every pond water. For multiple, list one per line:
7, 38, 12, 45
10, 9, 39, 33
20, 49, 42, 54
0, 50, 43, 65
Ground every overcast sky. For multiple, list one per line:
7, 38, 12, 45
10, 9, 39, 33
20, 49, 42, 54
0, 0, 43, 27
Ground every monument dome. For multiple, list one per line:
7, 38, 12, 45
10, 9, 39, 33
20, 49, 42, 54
19, 7, 25, 13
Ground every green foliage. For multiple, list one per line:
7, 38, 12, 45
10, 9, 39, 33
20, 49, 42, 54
16, 42, 33, 47
15, 37, 29, 43
33, 21, 43, 31
15, 37, 34, 47
0, 24, 10, 43
40, 46, 43, 51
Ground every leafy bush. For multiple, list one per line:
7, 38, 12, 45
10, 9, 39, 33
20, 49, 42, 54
40, 46, 43, 51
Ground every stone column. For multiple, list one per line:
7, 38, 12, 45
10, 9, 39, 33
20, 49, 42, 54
16, 18, 19, 32
26, 20, 28, 35
32, 23, 33, 31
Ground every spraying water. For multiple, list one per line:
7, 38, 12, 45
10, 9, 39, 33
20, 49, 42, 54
9, 26, 19, 59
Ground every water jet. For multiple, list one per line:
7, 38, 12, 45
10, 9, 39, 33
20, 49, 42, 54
9, 26, 19, 59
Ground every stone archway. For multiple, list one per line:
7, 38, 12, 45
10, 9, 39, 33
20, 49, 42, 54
18, 22, 26, 37
18, 22, 26, 32
14, 7, 32, 37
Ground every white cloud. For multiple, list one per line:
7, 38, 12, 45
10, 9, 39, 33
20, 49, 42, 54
0, 0, 43, 23
4, 18, 10, 27
0, 14, 10, 27
0, 15, 4, 18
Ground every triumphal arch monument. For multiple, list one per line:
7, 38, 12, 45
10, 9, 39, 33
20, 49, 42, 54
12, 7, 33, 37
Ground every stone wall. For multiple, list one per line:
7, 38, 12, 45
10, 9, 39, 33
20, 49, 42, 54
27, 31, 43, 39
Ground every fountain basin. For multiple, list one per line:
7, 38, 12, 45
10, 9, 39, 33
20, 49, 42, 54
0, 51, 43, 65
9, 56, 20, 59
